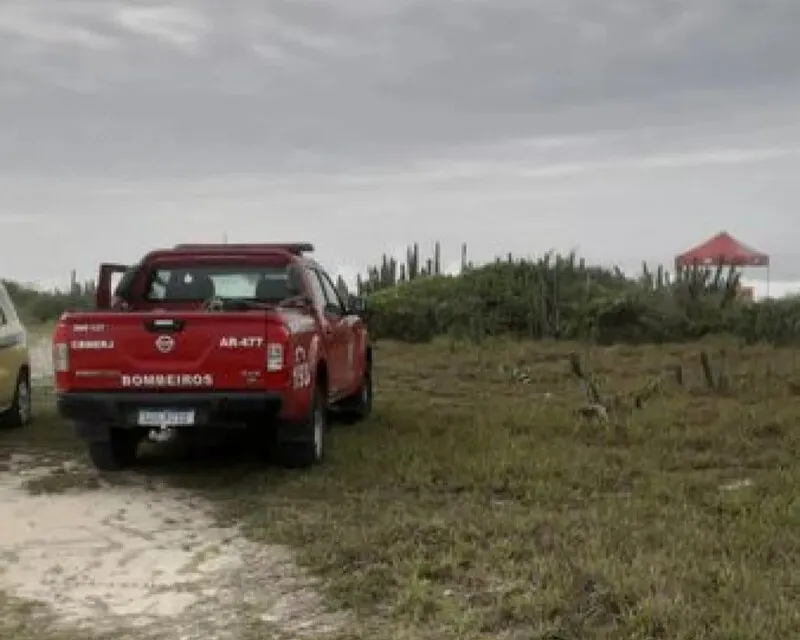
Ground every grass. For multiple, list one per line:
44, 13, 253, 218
2, 337, 799, 639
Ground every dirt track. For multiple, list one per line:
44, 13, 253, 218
28, 333, 52, 386
0, 335, 345, 638
4, 325, 347, 640
0, 454, 344, 639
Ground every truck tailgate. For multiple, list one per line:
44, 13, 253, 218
57, 312, 289, 391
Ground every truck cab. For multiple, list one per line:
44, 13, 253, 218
53, 243, 372, 471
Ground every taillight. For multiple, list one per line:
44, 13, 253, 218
53, 342, 70, 372
266, 343, 284, 371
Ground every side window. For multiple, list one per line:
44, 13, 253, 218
305, 268, 327, 310
0, 306, 6, 326
316, 269, 345, 316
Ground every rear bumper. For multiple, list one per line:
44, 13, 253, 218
56, 391, 283, 433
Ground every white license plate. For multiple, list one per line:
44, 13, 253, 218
137, 409, 195, 427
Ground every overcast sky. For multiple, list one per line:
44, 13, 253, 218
1, 0, 800, 288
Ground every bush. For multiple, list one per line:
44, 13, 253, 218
8, 247, 799, 347
364, 254, 800, 346
3, 280, 94, 325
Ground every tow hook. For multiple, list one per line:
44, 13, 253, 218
148, 424, 177, 443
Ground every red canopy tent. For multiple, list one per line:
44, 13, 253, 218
674, 231, 770, 295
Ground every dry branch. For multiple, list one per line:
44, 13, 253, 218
568, 352, 675, 422
700, 351, 715, 389
699, 350, 731, 393
568, 353, 604, 406
568, 353, 611, 422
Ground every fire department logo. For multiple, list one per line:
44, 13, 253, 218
155, 335, 175, 354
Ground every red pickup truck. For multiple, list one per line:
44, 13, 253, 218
52, 243, 372, 471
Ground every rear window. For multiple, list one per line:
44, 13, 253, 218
144, 264, 293, 302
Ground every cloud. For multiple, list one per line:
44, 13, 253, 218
3, 133, 797, 203
3, 1, 797, 96
250, 42, 293, 65
111, 4, 210, 52
0, 4, 117, 50
3, 130, 800, 287
1, 0, 800, 287
636, 147, 800, 170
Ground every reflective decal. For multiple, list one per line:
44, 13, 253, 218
70, 339, 114, 350
120, 373, 214, 388
75, 370, 119, 378
266, 343, 284, 371
281, 312, 315, 334
292, 363, 311, 389
72, 323, 106, 333
219, 336, 265, 348
241, 369, 262, 385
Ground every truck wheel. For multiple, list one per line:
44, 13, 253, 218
87, 429, 140, 471
275, 385, 327, 469
339, 360, 373, 424
0, 370, 32, 428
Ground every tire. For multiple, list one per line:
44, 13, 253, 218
339, 360, 373, 424
0, 370, 31, 428
87, 429, 141, 471
274, 385, 327, 469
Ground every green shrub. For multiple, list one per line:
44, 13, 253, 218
8, 245, 798, 347
3, 280, 94, 325
362, 250, 800, 346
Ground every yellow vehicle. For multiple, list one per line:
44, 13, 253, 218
0, 281, 31, 427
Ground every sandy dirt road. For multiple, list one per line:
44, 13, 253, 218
3, 337, 344, 638
28, 332, 53, 386
0, 453, 345, 639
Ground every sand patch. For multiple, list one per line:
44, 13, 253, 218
0, 454, 344, 639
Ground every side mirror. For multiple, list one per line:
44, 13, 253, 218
347, 295, 367, 315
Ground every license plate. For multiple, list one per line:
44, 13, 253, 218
137, 409, 195, 427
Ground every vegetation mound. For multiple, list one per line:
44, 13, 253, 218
360, 244, 800, 345
6, 242, 798, 345
3, 278, 94, 326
